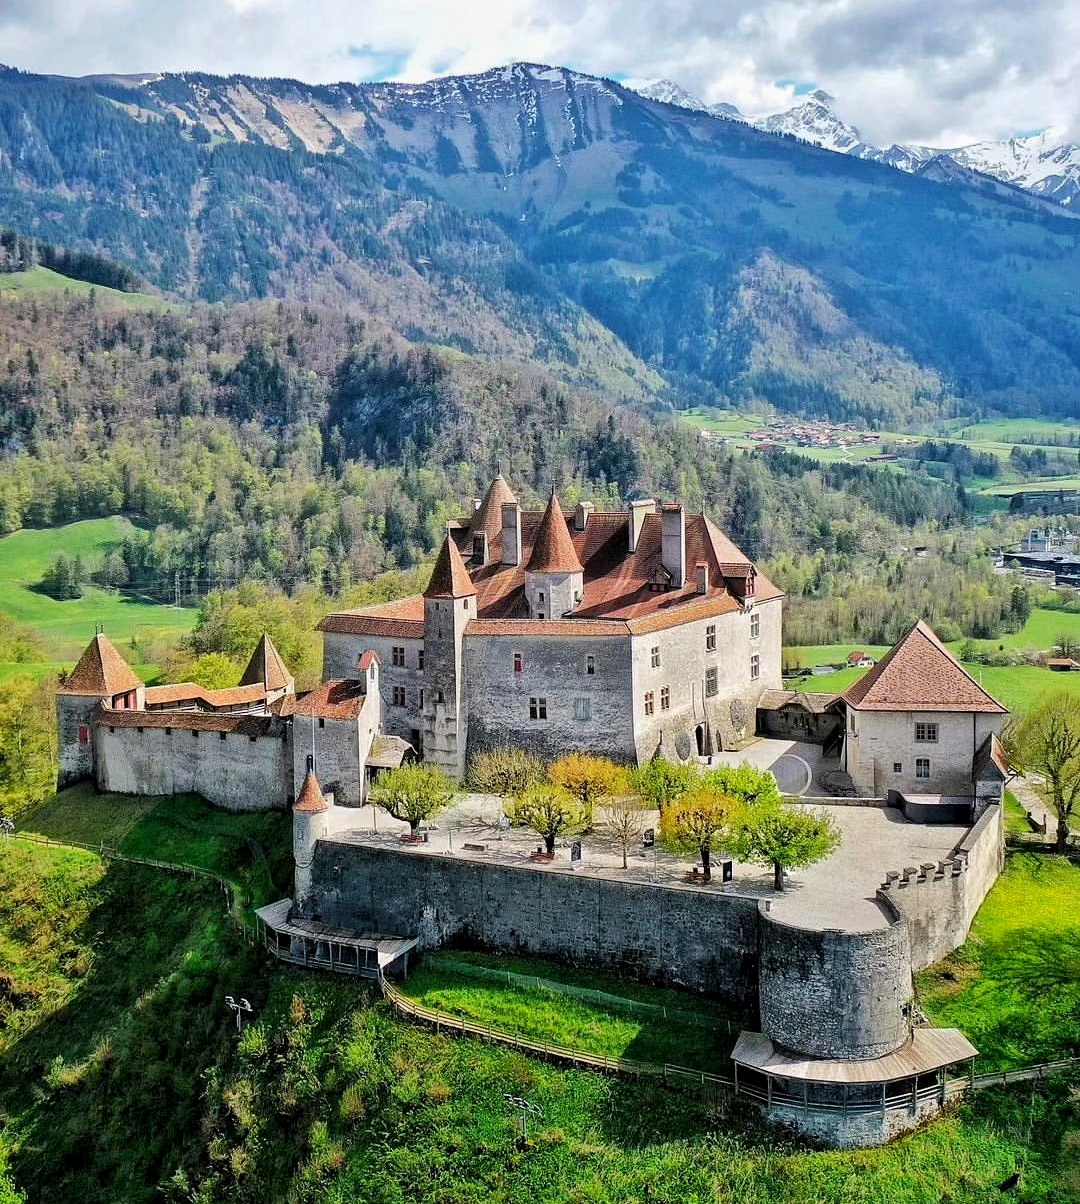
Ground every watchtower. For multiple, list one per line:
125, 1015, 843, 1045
421, 535, 475, 777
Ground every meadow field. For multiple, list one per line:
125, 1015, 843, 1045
0, 266, 167, 310
0, 518, 197, 662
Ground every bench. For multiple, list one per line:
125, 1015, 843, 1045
462, 842, 487, 852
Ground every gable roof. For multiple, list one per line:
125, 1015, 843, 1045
294, 770, 330, 813
842, 621, 1007, 714
526, 488, 585, 575
59, 633, 143, 697
424, 535, 477, 599
239, 634, 292, 690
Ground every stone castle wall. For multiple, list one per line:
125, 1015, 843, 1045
56, 696, 98, 789
323, 631, 424, 746
307, 842, 762, 1006
95, 724, 291, 811
881, 802, 1003, 970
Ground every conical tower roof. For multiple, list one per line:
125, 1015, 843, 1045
58, 632, 142, 696
470, 469, 518, 544
293, 770, 329, 813
240, 633, 292, 690
526, 488, 583, 574
424, 536, 476, 599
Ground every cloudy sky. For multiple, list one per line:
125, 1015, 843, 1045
2, 0, 1077, 147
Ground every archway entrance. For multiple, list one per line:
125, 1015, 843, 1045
695, 724, 706, 757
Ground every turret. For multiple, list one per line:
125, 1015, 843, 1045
293, 770, 333, 914
421, 536, 476, 778
56, 631, 143, 789
239, 633, 295, 703
524, 488, 584, 619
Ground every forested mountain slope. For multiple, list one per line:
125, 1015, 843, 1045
2, 63, 1080, 422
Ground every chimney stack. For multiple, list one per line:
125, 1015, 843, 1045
695, 562, 710, 595
574, 501, 594, 532
628, 498, 655, 554
661, 504, 686, 588
501, 501, 522, 566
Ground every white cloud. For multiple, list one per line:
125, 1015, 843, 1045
2, 0, 1079, 145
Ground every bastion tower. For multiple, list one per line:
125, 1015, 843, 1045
421, 536, 476, 777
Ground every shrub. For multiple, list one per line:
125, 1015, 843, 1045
467, 747, 545, 796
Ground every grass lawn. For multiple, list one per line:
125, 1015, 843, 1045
397, 960, 734, 1072
784, 642, 890, 668
0, 518, 197, 659
0, 266, 167, 310
17, 786, 292, 915
945, 417, 1080, 445
981, 475, 1080, 496
919, 852, 1080, 1072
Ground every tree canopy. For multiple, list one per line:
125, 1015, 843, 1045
730, 805, 841, 891
508, 784, 591, 857
658, 787, 740, 882
1005, 693, 1080, 853
369, 764, 456, 836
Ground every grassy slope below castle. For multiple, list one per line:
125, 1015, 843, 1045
1, 792, 1076, 1202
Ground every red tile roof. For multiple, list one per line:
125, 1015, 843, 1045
97, 706, 279, 735
144, 681, 269, 709
842, 621, 1007, 713
294, 770, 330, 813
526, 488, 584, 574
319, 477, 783, 637
470, 471, 518, 545
424, 536, 477, 599
293, 679, 367, 720
58, 633, 143, 697
358, 650, 380, 672
239, 634, 292, 690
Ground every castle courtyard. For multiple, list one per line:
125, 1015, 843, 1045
316, 792, 970, 934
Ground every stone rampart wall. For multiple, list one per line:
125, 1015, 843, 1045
309, 841, 762, 1005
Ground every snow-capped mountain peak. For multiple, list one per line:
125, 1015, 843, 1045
633, 76, 1080, 208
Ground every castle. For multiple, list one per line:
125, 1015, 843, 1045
55, 473, 1014, 1149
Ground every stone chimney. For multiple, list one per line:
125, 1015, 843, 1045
628, 498, 655, 553
661, 504, 686, 587
472, 497, 482, 512
501, 501, 522, 566
574, 501, 594, 532
471, 530, 489, 565
695, 562, 710, 595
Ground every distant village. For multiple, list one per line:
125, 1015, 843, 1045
698, 417, 886, 454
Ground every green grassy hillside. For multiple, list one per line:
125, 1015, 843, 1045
0, 518, 196, 660
0, 266, 166, 310
1, 794, 1076, 1202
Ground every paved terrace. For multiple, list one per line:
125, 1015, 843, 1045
320, 789, 969, 934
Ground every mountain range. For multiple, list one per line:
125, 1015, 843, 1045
2, 60, 1080, 426
637, 79, 1080, 210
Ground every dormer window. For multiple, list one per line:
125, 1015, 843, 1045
649, 563, 674, 592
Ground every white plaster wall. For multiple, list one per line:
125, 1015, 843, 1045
846, 709, 1005, 797
631, 596, 783, 761
96, 725, 290, 811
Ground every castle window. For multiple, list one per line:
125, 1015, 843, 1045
318, 717, 325, 729
109, 726, 115, 733
418, 650, 424, 670
650, 645, 661, 669
706, 624, 716, 652
219, 732, 226, 741
192, 730, 199, 738
585, 654, 595, 675
165, 728, 171, 736
915, 723, 938, 743
916, 758, 930, 779
392, 646, 406, 667
644, 691, 655, 716
419, 689, 425, 709
750, 654, 760, 681
660, 686, 670, 711
750, 611, 760, 640
574, 697, 591, 721
893, 762, 902, 773
538, 591, 545, 605
78, 725, 90, 744
529, 697, 547, 721
705, 667, 718, 697
513, 652, 524, 673
436, 689, 444, 704
392, 686, 407, 707
249, 735, 257, 743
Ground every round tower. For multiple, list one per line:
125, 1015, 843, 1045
524, 487, 583, 619
293, 770, 333, 915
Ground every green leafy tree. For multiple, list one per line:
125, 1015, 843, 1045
467, 747, 545, 796
629, 758, 696, 811
657, 787, 740, 882
369, 763, 456, 836
702, 763, 782, 810
1005, 692, 1080, 853
731, 805, 841, 891
549, 753, 623, 814
508, 784, 590, 857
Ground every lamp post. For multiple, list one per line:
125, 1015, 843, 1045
503, 1093, 543, 1144
225, 994, 253, 1033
